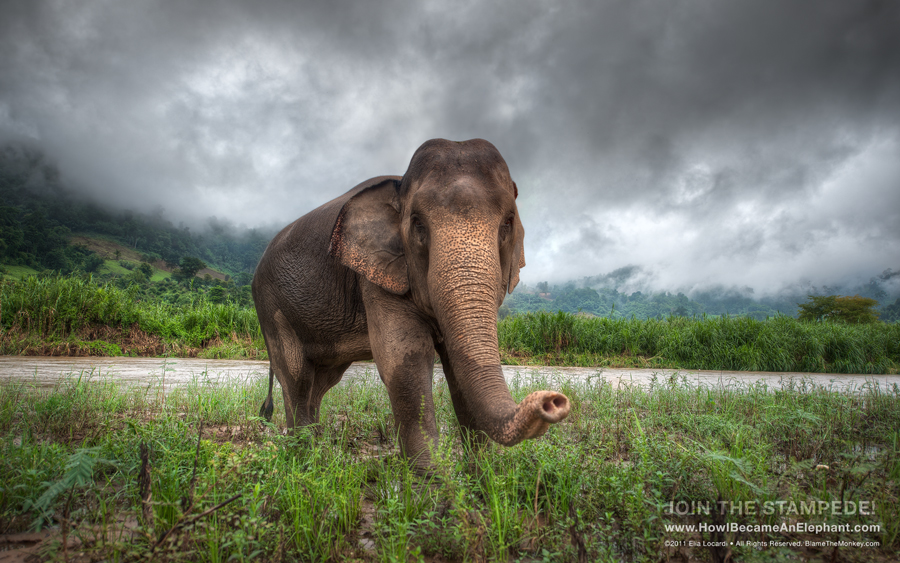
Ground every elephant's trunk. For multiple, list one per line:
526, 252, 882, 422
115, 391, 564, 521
430, 232, 570, 447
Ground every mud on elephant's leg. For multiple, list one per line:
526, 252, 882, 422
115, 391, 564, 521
363, 284, 439, 472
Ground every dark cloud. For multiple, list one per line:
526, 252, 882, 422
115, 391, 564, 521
1, 0, 898, 293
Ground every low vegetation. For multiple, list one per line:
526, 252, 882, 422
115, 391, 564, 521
0, 368, 897, 561
499, 311, 900, 374
3, 275, 900, 373
0, 274, 264, 358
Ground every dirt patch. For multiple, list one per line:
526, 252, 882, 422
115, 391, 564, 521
2, 324, 185, 357
79, 324, 168, 356
7, 324, 170, 357
0, 325, 270, 360
69, 236, 144, 262
196, 267, 228, 281
0, 517, 142, 563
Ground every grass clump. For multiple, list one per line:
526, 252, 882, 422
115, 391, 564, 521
1, 367, 898, 561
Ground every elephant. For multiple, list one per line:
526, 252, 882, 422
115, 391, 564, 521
252, 138, 570, 471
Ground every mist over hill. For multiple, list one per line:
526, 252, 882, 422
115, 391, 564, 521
2, 143, 898, 321
0, 145, 276, 276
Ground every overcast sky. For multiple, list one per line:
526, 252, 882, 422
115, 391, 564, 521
2, 0, 898, 294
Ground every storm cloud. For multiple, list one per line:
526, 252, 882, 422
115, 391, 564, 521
1, 0, 898, 293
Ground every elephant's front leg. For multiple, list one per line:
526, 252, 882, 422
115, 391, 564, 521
435, 343, 489, 453
362, 282, 438, 472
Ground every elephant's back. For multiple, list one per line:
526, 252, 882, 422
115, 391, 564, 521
252, 177, 401, 357
256, 175, 403, 284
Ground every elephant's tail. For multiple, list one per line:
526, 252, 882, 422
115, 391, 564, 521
259, 366, 275, 422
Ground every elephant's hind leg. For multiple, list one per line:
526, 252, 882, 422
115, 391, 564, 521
260, 367, 275, 421
307, 362, 352, 423
279, 362, 351, 428
263, 309, 317, 429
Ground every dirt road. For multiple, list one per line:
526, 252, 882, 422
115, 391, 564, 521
1, 356, 897, 393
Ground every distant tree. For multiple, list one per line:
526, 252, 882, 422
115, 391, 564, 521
177, 256, 206, 279
798, 294, 880, 323
137, 262, 153, 279
536, 281, 549, 293
83, 253, 104, 273
126, 268, 150, 285
553, 287, 603, 315
233, 272, 253, 286
234, 285, 253, 306
798, 295, 837, 322
207, 285, 226, 304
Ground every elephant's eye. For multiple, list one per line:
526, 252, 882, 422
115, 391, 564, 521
499, 215, 514, 243
412, 217, 427, 242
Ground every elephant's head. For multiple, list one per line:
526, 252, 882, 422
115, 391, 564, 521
329, 138, 569, 446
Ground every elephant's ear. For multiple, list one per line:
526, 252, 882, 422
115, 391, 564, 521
329, 177, 409, 295
505, 212, 525, 294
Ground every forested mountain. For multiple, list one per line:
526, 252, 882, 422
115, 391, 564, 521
0, 145, 273, 275
505, 271, 900, 322
504, 285, 790, 321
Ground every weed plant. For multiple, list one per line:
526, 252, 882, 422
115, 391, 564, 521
1, 366, 898, 561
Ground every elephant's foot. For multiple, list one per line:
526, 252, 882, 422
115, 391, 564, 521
259, 395, 274, 422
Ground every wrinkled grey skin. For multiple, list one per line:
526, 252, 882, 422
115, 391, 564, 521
252, 138, 570, 470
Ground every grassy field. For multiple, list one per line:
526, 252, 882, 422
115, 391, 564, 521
0, 368, 897, 561
2, 275, 899, 374
0, 265, 41, 279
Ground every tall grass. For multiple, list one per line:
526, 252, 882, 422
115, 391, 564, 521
4, 276, 899, 373
0, 275, 264, 355
1, 369, 898, 561
499, 311, 900, 374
